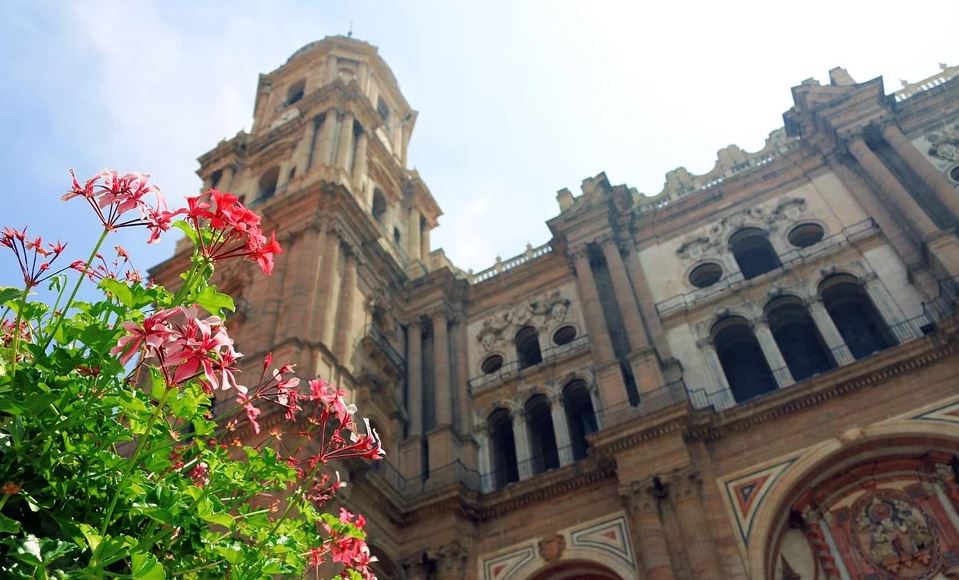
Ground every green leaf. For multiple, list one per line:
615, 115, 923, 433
131, 551, 165, 579
0, 513, 21, 534
215, 544, 243, 565
0, 287, 22, 305
100, 278, 134, 307
195, 286, 234, 318
79, 523, 101, 553
197, 498, 234, 529
173, 221, 198, 244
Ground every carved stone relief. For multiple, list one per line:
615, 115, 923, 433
676, 196, 808, 263
476, 290, 572, 353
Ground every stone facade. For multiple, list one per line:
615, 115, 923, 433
151, 38, 959, 579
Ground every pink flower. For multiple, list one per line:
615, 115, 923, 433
2, 226, 70, 288
110, 307, 179, 365
189, 462, 210, 487
63, 170, 173, 243
182, 189, 282, 275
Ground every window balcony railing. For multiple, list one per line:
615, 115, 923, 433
593, 380, 690, 430
361, 324, 406, 372
655, 219, 879, 317
468, 335, 591, 395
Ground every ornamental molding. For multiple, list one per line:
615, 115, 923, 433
675, 196, 807, 262
927, 119, 959, 163
476, 290, 572, 353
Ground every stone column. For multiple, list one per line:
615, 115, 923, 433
431, 541, 467, 580
881, 122, 959, 222
848, 138, 940, 238
333, 251, 358, 362
623, 246, 672, 358
572, 249, 628, 410
407, 207, 422, 262
669, 469, 723, 580
420, 225, 431, 264
696, 340, 736, 410
753, 319, 795, 388
276, 224, 319, 341
550, 396, 573, 466
352, 129, 368, 185
827, 156, 924, 269
451, 314, 471, 436
600, 239, 649, 351
476, 428, 492, 492
512, 410, 533, 480
314, 109, 338, 168
334, 111, 355, 172
573, 250, 615, 363
807, 299, 854, 365
619, 479, 675, 580
315, 233, 342, 347
432, 311, 452, 427
406, 320, 424, 437
292, 116, 319, 175
601, 239, 664, 392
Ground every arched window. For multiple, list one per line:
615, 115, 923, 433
563, 380, 597, 461
515, 326, 542, 370
256, 167, 280, 202
765, 296, 835, 381
729, 228, 782, 279
524, 395, 559, 475
488, 408, 518, 490
371, 189, 387, 223
286, 79, 305, 105
819, 274, 896, 359
712, 316, 777, 403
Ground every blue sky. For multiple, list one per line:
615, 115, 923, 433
1, 1, 958, 290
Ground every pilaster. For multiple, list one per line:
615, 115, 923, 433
619, 478, 675, 580
667, 468, 723, 580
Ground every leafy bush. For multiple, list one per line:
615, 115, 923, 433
0, 171, 382, 578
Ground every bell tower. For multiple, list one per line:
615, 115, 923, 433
175, 36, 445, 474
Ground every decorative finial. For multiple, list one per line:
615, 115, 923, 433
347, 20, 353, 38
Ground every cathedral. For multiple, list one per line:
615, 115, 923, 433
151, 36, 959, 579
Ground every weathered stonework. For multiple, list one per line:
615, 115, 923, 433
151, 39, 959, 579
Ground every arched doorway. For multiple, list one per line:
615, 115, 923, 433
763, 434, 959, 579
528, 559, 623, 580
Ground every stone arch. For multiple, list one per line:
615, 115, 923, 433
805, 262, 871, 299
727, 226, 783, 279
746, 420, 959, 579
710, 315, 777, 402
513, 546, 635, 580
514, 383, 556, 404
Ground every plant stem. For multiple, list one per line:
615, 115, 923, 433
42, 228, 109, 350
9, 290, 26, 380
91, 387, 174, 568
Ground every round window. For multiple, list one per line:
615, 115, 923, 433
552, 325, 577, 346
688, 262, 723, 288
788, 222, 825, 248
481, 354, 503, 375
949, 165, 959, 184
